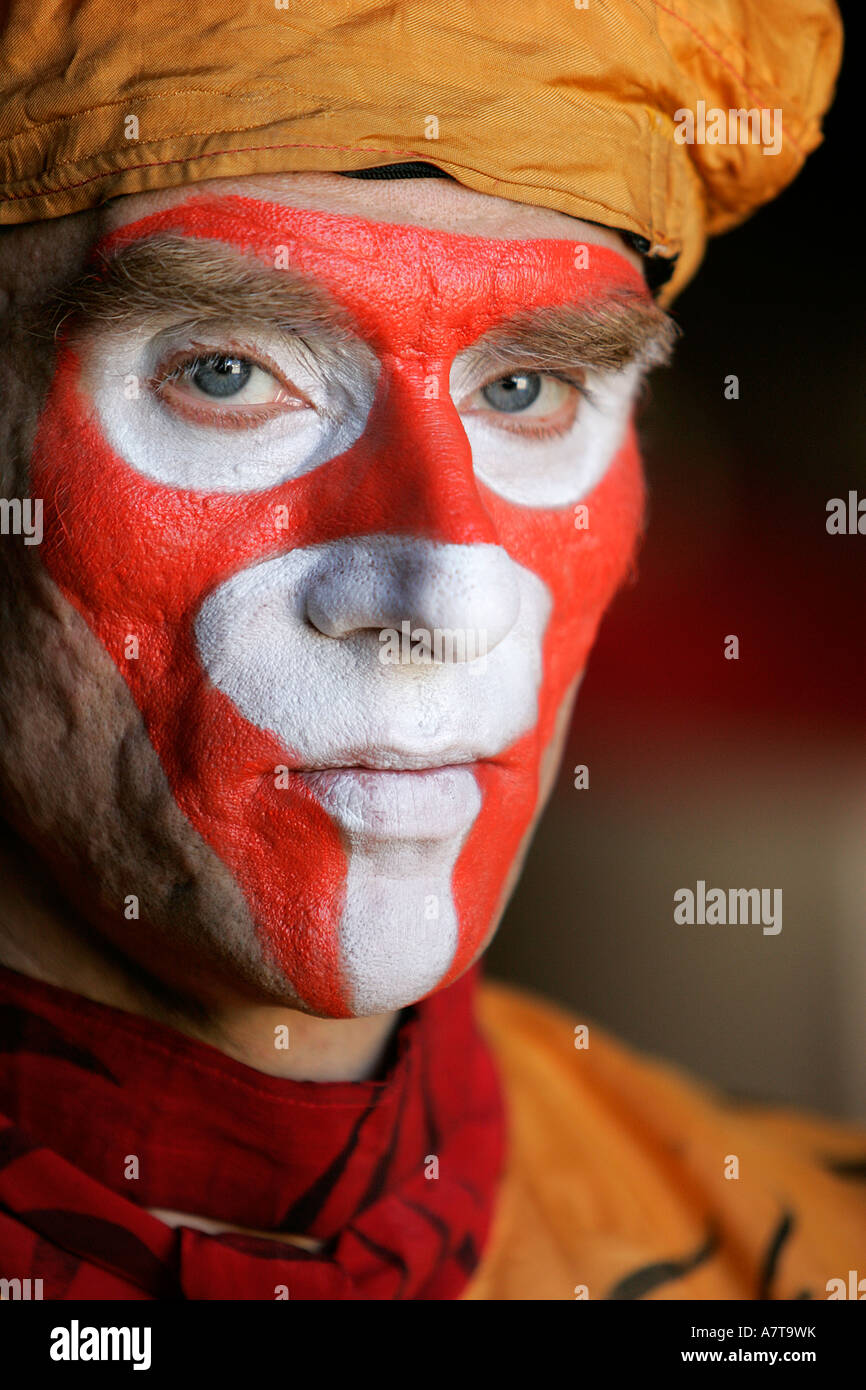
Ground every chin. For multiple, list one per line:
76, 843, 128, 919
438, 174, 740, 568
289, 768, 481, 1016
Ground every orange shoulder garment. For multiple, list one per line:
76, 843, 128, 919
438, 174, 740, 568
466, 982, 866, 1300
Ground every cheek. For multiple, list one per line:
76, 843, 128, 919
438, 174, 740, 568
491, 429, 644, 745
31, 352, 353, 1015
440, 435, 644, 993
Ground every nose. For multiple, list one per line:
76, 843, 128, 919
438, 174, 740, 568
304, 535, 521, 659
302, 357, 522, 658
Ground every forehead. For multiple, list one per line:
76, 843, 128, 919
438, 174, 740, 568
100, 171, 641, 269
91, 173, 649, 362
95, 198, 646, 360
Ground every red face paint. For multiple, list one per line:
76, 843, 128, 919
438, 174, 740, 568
31, 197, 646, 1016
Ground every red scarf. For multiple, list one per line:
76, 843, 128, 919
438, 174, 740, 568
0, 965, 504, 1299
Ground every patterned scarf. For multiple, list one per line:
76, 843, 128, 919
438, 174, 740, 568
0, 964, 504, 1299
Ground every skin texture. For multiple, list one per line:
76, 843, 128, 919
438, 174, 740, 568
0, 173, 668, 1081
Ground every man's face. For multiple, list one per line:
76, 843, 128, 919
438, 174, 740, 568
1, 174, 670, 1017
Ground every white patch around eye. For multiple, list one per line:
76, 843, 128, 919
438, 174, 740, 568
82, 324, 380, 493
451, 362, 641, 508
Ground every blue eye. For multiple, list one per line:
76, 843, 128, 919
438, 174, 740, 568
481, 373, 542, 413
188, 355, 252, 397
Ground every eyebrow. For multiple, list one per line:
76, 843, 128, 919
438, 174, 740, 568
49, 234, 357, 343
462, 293, 679, 377
48, 232, 678, 373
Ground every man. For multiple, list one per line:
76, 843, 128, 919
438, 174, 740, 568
0, 0, 862, 1300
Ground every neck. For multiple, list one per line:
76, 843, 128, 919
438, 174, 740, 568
0, 829, 398, 1083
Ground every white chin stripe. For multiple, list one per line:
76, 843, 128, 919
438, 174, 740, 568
313, 767, 482, 1015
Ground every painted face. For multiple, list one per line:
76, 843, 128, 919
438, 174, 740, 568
30, 195, 649, 1016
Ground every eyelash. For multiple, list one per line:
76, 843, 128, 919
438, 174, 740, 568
473, 368, 592, 441
150, 342, 305, 430
154, 344, 271, 387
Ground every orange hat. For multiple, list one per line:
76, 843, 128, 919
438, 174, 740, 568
0, 0, 842, 300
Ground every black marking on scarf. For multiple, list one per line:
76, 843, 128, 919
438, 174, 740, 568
356, 1067, 409, 1216
606, 1227, 719, 1300
822, 1154, 866, 1181
0, 1004, 119, 1084
454, 1232, 478, 1275
21, 1208, 175, 1296
278, 1095, 381, 1232
347, 1225, 410, 1298
0, 1124, 35, 1171
400, 1195, 450, 1250
757, 1208, 795, 1300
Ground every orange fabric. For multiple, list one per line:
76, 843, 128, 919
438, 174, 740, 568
465, 982, 866, 1299
0, 1, 842, 301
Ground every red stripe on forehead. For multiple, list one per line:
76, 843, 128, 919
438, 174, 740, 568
97, 195, 648, 353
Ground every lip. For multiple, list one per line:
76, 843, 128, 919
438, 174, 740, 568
295, 760, 477, 775
298, 763, 484, 841
294, 753, 484, 774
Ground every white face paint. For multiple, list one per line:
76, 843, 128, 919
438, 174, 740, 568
309, 766, 482, 1014
194, 537, 549, 768
194, 536, 550, 1012
452, 360, 641, 507
82, 320, 380, 492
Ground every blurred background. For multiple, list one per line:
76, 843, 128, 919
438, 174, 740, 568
487, 15, 865, 1120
